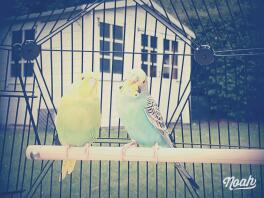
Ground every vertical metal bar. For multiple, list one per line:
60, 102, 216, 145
155, 164, 158, 198
108, 0, 117, 138
165, 163, 168, 198
136, 161, 139, 198
131, 4, 138, 68
258, 122, 263, 195
208, 121, 215, 198
188, 99, 196, 194
81, 16, 84, 73
227, 121, 234, 198
70, 174, 73, 198
157, 27, 167, 106
108, 160, 111, 198
80, 161, 83, 198
40, 100, 50, 198
118, 160, 120, 198
49, 163, 54, 198
174, 163, 177, 198
88, 161, 93, 198
71, 24, 74, 84
60, 31, 64, 97
98, 2, 106, 197
146, 162, 148, 198
88, 9, 95, 198
127, 161, 130, 198
149, 19, 157, 95
50, 38, 54, 99
59, 161, 63, 198
217, 121, 224, 198
179, 114, 186, 198
198, 120, 206, 198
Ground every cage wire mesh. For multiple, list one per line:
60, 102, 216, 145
0, 0, 263, 197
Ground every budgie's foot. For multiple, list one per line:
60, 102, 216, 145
152, 143, 160, 164
84, 143, 92, 159
121, 140, 137, 160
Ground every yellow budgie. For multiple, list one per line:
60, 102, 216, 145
55, 72, 100, 181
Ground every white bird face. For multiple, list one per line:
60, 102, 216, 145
120, 68, 148, 97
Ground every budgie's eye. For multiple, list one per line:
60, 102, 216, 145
143, 80, 146, 83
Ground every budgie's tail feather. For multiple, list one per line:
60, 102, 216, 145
59, 160, 76, 181
174, 163, 200, 197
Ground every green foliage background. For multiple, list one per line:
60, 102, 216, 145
1, 0, 264, 121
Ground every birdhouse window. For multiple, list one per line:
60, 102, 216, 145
113, 25, 123, 40
11, 63, 22, 77
100, 23, 110, 38
12, 30, 22, 45
162, 39, 178, 79
10, 29, 35, 78
24, 62, 34, 77
141, 34, 157, 78
99, 22, 124, 75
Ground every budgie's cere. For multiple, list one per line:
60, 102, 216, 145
55, 72, 100, 181
116, 68, 199, 192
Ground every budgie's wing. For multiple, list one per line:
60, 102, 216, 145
144, 96, 173, 147
144, 96, 200, 192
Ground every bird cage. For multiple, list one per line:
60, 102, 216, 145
0, 0, 263, 197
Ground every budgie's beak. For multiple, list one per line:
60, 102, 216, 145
119, 69, 148, 96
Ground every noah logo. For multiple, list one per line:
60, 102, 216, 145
223, 175, 256, 190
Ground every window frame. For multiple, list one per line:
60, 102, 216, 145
141, 34, 158, 78
162, 38, 178, 80
99, 22, 124, 75
10, 29, 35, 79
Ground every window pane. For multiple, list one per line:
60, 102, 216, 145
12, 31, 22, 44
141, 49, 148, 62
113, 60, 123, 74
100, 40, 110, 55
141, 64, 148, 75
100, 22, 110, 38
172, 68, 178, 79
113, 25, 123, 40
172, 54, 178, 66
25, 29, 35, 40
113, 42, 123, 57
150, 65, 157, 77
163, 39, 169, 50
150, 51, 157, 63
163, 54, 170, 65
150, 36, 157, 48
141, 34, 148, 46
100, 58, 110, 73
162, 67, 170, 78
11, 63, 21, 77
172, 41, 178, 51
24, 62, 34, 77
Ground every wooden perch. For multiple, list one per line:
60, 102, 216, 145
26, 145, 264, 165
